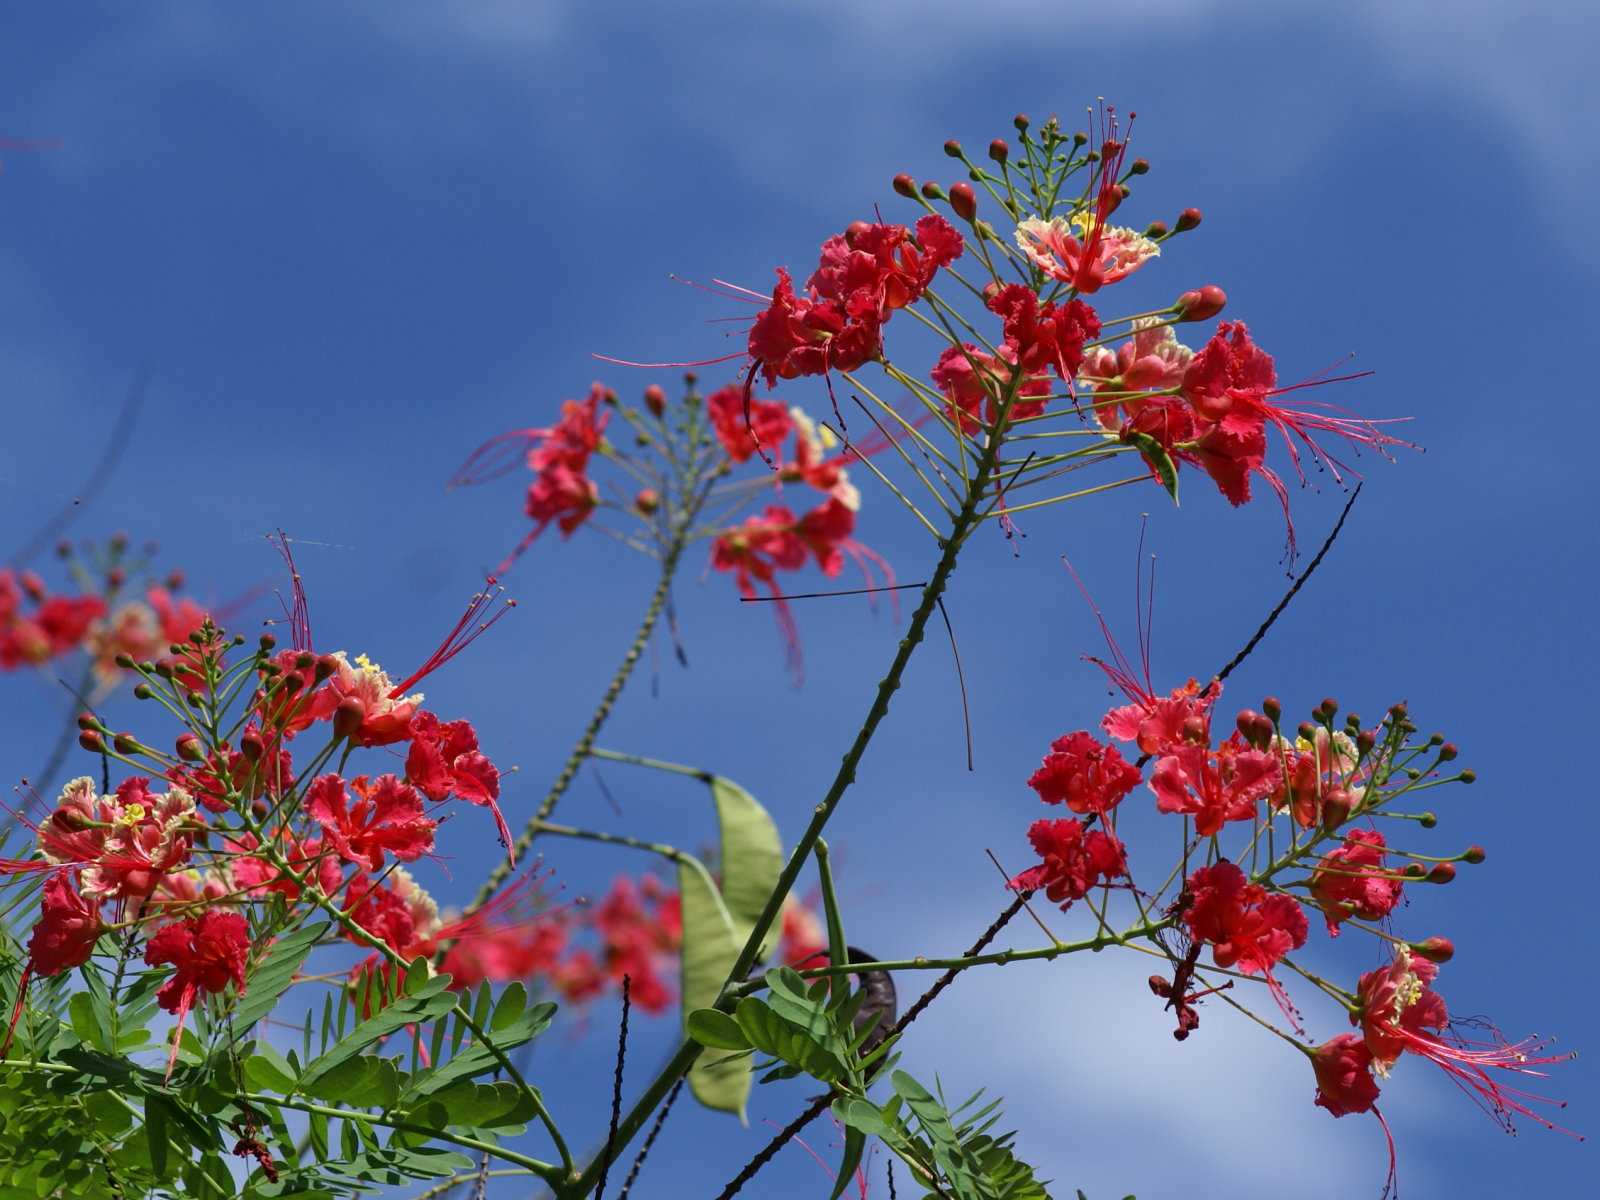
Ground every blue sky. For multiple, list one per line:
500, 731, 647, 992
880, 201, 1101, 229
2, 3, 1594, 1198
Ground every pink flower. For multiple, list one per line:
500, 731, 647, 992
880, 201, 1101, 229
1015, 215, 1158, 294
27, 871, 106, 977
1182, 860, 1307, 975
1150, 734, 1279, 837
1351, 948, 1574, 1135
1308, 829, 1404, 936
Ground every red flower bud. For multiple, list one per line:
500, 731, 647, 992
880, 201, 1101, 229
1425, 862, 1457, 884
634, 489, 660, 515
943, 139, 963, 158
332, 696, 366, 741
1144, 220, 1168, 238
1319, 788, 1356, 832
643, 384, 666, 417
988, 139, 1009, 163
1463, 845, 1486, 864
76, 712, 99, 731
1174, 286, 1227, 321
949, 182, 977, 221
892, 173, 917, 198
1261, 697, 1281, 722
920, 180, 946, 201
1013, 113, 1030, 132
112, 732, 139, 755
79, 730, 104, 753
1128, 157, 1150, 175
314, 654, 340, 683
1175, 207, 1202, 232
240, 730, 265, 762
1411, 936, 1455, 964
176, 733, 204, 762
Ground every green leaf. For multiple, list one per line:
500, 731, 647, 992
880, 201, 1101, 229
68, 991, 108, 1053
298, 975, 456, 1093
242, 1051, 298, 1094
708, 775, 783, 956
301, 1055, 401, 1108
830, 1124, 868, 1200
678, 854, 750, 1121
230, 922, 330, 1035
1120, 430, 1179, 501
410, 1080, 536, 1132
685, 1007, 749, 1051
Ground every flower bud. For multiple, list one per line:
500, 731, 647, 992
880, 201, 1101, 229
949, 182, 977, 221
176, 732, 204, 762
1403, 863, 1428, 880
1235, 708, 1261, 740
240, 729, 265, 762
1174, 286, 1227, 321
280, 671, 305, 695
643, 384, 666, 417
1462, 845, 1486, 864
1426, 862, 1457, 884
79, 730, 104, 753
333, 696, 366, 741
1320, 788, 1356, 831
295, 651, 316, 671
1319, 697, 1339, 720
1356, 729, 1376, 755
153, 658, 175, 680
1261, 696, 1281, 722
1144, 220, 1168, 238
943, 139, 963, 158
259, 632, 277, 652
1175, 207, 1203, 232
107, 566, 126, 588
634, 488, 660, 515
1411, 937, 1455, 964
920, 181, 946, 201
1128, 157, 1150, 175
112, 732, 140, 755
1437, 742, 1458, 762
1013, 113, 1030, 132
133, 683, 155, 701
892, 173, 917, 198
314, 654, 340, 683
988, 138, 1009, 163
1458, 769, 1476, 784
1418, 811, 1437, 828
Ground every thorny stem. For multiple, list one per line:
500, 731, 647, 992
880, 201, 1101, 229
562, 408, 1029, 1200
465, 486, 706, 916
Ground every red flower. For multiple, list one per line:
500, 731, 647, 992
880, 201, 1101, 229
306, 773, 436, 872
405, 712, 510, 851
1183, 860, 1307, 975
984, 284, 1101, 386
1309, 1033, 1381, 1116
1308, 829, 1404, 936
1007, 818, 1128, 910
1014, 214, 1158, 294
27, 871, 106, 976
144, 910, 250, 1078
931, 343, 1052, 436
706, 384, 794, 463
1026, 730, 1142, 814
748, 217, 963, 389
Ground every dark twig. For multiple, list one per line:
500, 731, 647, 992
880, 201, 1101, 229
595, 975, 632, 1200
739, 581, 925, 602
6, 367, 150, 569
934, 596, 974, 772
615, 1077, 685, 1200
1213, 484, 1362, 685
712, 895, 1030, 1200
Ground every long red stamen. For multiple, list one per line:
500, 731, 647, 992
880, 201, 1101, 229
387, 582, 516, 698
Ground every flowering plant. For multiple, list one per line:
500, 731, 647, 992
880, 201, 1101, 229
0, 108, 1573, 1200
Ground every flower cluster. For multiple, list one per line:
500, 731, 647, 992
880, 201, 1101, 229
1005, 665, 1571, 1174
1, 578, 519, 1068
455, 374, 891, 680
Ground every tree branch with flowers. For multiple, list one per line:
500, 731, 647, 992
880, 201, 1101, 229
0, 106, 1577, 1200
